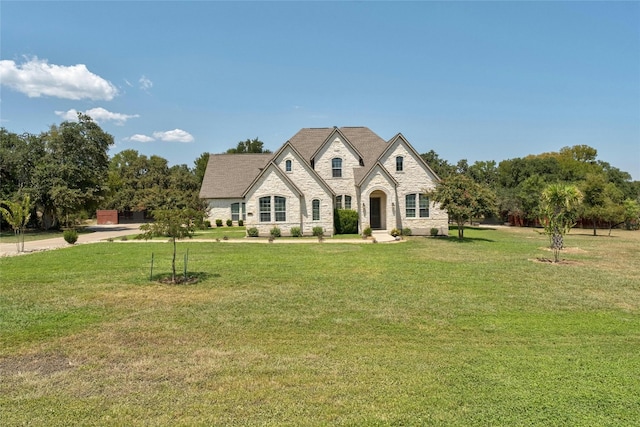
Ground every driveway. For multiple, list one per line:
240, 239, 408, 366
0, 223, 143, 257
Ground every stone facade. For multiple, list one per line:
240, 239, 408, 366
200, 127, 449, 237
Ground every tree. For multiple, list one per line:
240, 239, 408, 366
226, 137, 271, 154
580, 173, 608, 236
193, 152, 210, 184
539, 184, 583, 262
0, 195, 32, 252
138, 208, 199, 283
426, 174, 498, 239
420, 150, 455, 178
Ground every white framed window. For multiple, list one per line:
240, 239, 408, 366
312, 199, 320, 221
419, 194, 429, 218
406, 194, 416, 218
396, 156, 404, 172
259, 197, 271, 222
285, 159, 292, 172
332, 158, 342, 178
274, 196, 286, 222
336, 195, 342, 209
345, 195, 352, 210
231, 203, 240, 222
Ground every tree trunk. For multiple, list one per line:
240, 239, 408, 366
171, 237, 177, 283
457, 219, 465, 239
593, 219, 597, 236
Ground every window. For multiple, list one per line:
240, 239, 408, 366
335, 195, 342, 210
285, 159, 292, 172
312, 199, 320, 221
396, 156, 404, 172
406, 194, 416, 218
259, 197, 271, 222
231, 203, 240, 222
345, 195, 352, 210
332, 158, 342, 178
274, 196, 286, 222
419, 194, 429, 217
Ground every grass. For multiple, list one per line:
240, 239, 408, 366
0, 226, 638, 426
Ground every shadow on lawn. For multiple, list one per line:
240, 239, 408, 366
150, 271, 220, 284
438, 226, 496, 243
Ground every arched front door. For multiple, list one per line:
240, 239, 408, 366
369, 190, 387, 230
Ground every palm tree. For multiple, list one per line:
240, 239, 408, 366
0, 195, 32, 252
539, 184, 583, 262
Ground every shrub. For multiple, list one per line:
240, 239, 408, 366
290, 226, 302, 237
226, 219, 233, 227
120, 235, 129, 241
238, 219, 244, 227
312, 226, 324, 237
403, 227, 413, 236
63, 229, 78, 244
430, 227, 439, 237
363, 226, 372, 237
390, 228, 401, 237
247, 227, 259, 237
203, 220, 211, 228
334, 209, 358, 234
215, 219, 223, 227
270, 226, 281, 238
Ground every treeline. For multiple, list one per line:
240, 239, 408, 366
1, 115, 209, 230
2, 116, 639, 231
421, 146, 640, 231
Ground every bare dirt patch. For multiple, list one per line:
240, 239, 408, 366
0, 352, 77, 376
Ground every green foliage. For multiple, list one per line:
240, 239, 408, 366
426, 174, 498, 239
215, 219, 223, 227
226, 219, 233, 227
363, 226, 372, 237
138, 208, 199, 283
390, 228, 401, 237
312, 226, 324, 237
203, 220, 211, 228
270, 226, 281, 238
430, 227, 439, 237
0, 195, 32, 252
403, 227, 413, 236
539, 183, 583, 262
334, 209, 358, 234
238, 219, 244, 227
247, 227, 259, 237
226, 137, 272, 154
290, 226, 302, 237
63, 229, 78, 245
193, 152, 210, 184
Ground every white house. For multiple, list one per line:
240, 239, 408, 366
199, 127, 448, 236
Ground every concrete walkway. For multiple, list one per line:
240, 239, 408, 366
0, 225, 400, 257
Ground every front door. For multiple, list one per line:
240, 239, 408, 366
370, 197, 381, 229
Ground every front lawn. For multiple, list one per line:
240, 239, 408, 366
1, 227, 638, 425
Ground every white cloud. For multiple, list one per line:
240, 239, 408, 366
0, 56, 118, 101
139, 75, 153, 91
55, 107, 139, 125
153, 129, 194, 143
129, 134, 155, 143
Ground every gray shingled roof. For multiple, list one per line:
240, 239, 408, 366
199, 127, 392, 199
198, 153, 272, 199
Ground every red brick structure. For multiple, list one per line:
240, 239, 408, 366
97, 210, 118, 225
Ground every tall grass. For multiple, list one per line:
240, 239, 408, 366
1, 227, 638, 426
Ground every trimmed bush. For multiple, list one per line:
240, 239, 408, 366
247, 227, 259, 237
226, 219, 233, 227
363, 227, 372, 237
215, 219, 223, 227
238, 219, 244, 227
390, 228, 401, 237
290, 227, 302, 237
63, 229, 78, 244
334, 209, 358, 234
203, 220, 211, 228
430, 227, 439, 237
312, 226, 324, 237
403, 228, 413, 236
270, 227, 281, 238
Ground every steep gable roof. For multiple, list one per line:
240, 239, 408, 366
241, 160, 304, 198
199, 153, 272, 199
381, 133, 441, 181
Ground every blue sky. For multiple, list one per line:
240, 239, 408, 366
2, 1, 639, 180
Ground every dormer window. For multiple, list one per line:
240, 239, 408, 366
332, 158, 342, 178
285, 159, 292, 172
396, 156, 404, 172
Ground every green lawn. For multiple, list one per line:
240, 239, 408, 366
1, 227, 638, 426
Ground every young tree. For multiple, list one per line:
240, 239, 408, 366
539, 184, 583, 262
138, 208, 199, 283
426, 174, 498, 239
0, 195, 32, 252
